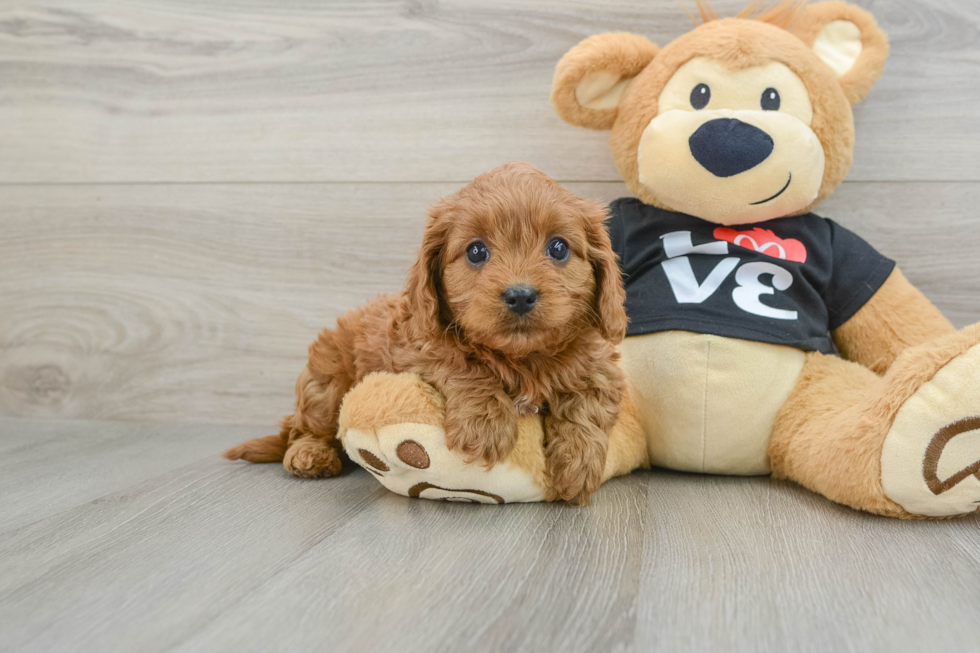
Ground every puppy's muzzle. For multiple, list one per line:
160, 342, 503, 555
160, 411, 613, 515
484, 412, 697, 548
503, 285, 538, 316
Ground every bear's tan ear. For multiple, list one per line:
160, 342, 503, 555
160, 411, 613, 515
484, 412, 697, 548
551, 32, 658, 130
790, 1, 889, 104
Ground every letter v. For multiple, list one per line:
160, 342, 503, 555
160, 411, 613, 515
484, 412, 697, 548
662, 257, 740, 304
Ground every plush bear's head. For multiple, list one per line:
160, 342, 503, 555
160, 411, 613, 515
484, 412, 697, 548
551, 1, 889, 225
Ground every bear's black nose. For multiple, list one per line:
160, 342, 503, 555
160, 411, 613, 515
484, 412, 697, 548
689, 118, 774, 177
503, 285, 538, 316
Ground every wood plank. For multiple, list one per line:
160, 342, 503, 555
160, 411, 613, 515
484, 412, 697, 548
174, 475, 650, 653
0, 438, 386, 652
1, 180, 978, 425
635, 474, 980, 652
0, 181, 460, 425
0, 416, 260, 534
0, 418, 975, 652
1, 0, 978, 184
819, 181, 980, 327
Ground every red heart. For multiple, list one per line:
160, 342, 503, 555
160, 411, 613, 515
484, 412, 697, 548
713, 227, 808, 263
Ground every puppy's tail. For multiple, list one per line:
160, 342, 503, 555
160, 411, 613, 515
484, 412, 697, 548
223, 434, 287, 464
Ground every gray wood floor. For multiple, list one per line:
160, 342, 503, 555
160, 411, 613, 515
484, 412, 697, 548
1, 416, 977, 653
3, 0, 980, 651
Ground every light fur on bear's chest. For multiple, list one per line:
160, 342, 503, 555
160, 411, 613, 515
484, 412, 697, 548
619, 331, 806, 475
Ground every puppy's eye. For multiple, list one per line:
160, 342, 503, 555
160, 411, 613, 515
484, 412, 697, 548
761, 87, 780, 111
465, 241, 489, 266
690, 83, 710, 110
546, 237, 570, 262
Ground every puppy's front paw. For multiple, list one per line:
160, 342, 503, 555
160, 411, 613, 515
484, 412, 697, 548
283, 439, 343, 478
545, 426, 607, 506
445, 400, 519, 468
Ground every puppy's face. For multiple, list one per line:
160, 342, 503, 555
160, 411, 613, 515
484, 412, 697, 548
407, 163, 626, 356
441, 202, 595, 356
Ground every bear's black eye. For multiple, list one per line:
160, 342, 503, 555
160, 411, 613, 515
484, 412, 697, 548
690, 83, 711, 110
546, 237, 570, 262
466, 241, 489, 266
761, 87, 781, 111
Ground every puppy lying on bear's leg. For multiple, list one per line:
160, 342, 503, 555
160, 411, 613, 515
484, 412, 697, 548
337, 371, 649, 504
225, 162, 628, 504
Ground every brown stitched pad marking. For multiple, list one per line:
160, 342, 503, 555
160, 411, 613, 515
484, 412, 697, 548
358, 449, 389, 473
923, 416, 980, 495
408, 482, 504, 504
396, 440, 430, 469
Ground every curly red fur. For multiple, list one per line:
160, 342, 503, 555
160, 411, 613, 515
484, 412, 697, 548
224, 162, 627, 504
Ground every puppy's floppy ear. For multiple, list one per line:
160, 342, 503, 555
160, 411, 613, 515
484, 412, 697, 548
552, 32, 658, 131
405, 202, 452, 340
581, 200, 627, 343
789, 1, 889, 105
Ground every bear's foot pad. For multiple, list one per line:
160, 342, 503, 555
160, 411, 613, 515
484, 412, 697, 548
882, 343, 980, 517
339, 373, 546, 504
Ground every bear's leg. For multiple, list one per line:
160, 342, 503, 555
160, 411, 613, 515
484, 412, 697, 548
337, 372, 648, 503
338, 372, 550, 503
769, 325, 980, 519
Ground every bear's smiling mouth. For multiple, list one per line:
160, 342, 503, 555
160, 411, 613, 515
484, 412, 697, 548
749, 172, 793, 205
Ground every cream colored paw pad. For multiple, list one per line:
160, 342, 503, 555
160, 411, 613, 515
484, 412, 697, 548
341, 422, 546, 504
882, 344, 980, 517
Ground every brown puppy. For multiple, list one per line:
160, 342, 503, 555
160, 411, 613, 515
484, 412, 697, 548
224, 162, 627, 503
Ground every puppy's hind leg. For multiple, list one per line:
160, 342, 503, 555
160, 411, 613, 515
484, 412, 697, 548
279, 362, 351, 478
224, 325, 354, 478
223, 364, 345, 477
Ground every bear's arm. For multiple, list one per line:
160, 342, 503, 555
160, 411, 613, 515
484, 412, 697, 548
832, 268, 954, 374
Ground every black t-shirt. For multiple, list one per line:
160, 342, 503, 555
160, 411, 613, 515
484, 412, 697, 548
607, 198, 895, 353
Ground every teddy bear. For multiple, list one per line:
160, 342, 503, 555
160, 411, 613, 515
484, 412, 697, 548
336, 0, 980, 518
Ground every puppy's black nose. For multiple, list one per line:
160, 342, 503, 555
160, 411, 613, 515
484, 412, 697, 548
689, 118, 774, 177
503, 285, 538, 316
